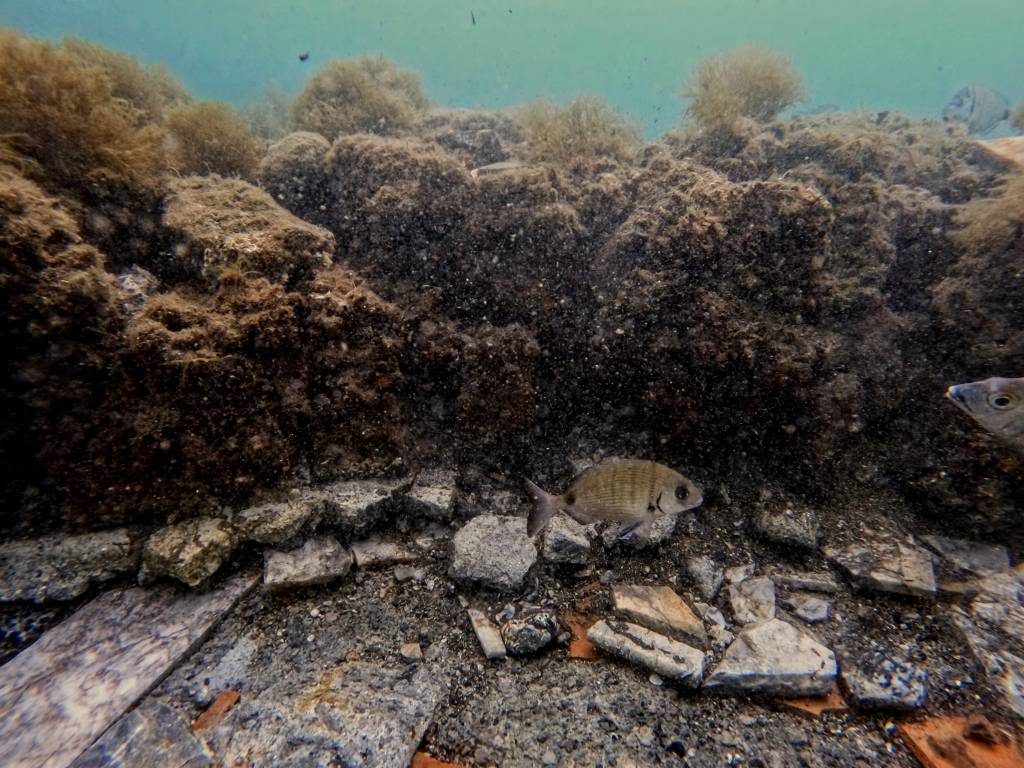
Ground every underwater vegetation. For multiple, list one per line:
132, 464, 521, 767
512, 95, 642, 165
289, 55, 430, 140
242, 84, 293, 141
681, 45, 804, 132
166, 101, 264, 179
0, 30, 167, 196
59, 36, 190, 124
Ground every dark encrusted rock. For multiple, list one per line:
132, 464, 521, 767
755, 504, 820, 550
840, 653, 928, 710
257, 131, 332, 221
500, 610, 558, 655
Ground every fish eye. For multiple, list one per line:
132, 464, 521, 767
674, 485, 690, 500
988, 392, 1017, 410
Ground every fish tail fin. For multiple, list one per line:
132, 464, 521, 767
525, 478, 557, 538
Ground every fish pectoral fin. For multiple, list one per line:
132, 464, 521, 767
614, 518, 654, 541
566, 509, 598, 526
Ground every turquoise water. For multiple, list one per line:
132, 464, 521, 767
1, 0, 1022, 136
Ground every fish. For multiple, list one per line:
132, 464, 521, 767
943, 85, 1009, 135
525, 459, 703, 539
946, 377, 1024, 450
298, 51, 310, 62
471, 11, 476, 25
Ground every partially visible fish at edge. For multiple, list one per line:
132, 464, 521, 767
524, 459, 703, 539
946, 376, 1024, 450
943, 85, 1010, 135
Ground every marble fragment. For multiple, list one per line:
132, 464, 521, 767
263, 537, 352, 592
468, 608, 506, 660
70, 700, 211, 768
612, 584, 707, 646
921, 535, 1010, 576
587, 619, 705, 687
704, 618, 837, 697
826, 539, 936, 598
542, 515, 591, 564
350, 539, 418, 569
729, 576, 777, 625
0, 572, 256, 768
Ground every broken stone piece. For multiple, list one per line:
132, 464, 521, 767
263, 537, 352, 592
70, 700, 212, 768
729, 576, 776, 625
350, 539, 418, 569
826, 539, 936, 598
725, 563, 756, 585
232, 500, 317, 545
400, 642, 424, 662
542, 515, 591, 564
771, 571, 840, 594
319, 478, 407, 539
704, 618, 837, 697
467, 608, 506, 660
500, 610, 558, 655
788, 595, 832, 624
141, 517, 235, 588
588, 620, 705, 687
921, 535, 1010, 577
612, 584, 707, 646
400, 470, 457, 520
840, 654, 927, 710
0, 529, 138, 603
449, 515, 537, 591
755, 505, 820, 550
685, 556, 724, 601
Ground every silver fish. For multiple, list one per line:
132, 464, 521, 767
525, 459, 703, 538
943, 85, 1009, 135
946, 377, 1024, 449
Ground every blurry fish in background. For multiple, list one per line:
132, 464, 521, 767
943, 85, 1009, 135
946, 377, 1024, 450
796, 103, 840, 116
298, 51, 309, 62
524, 459, 703, 539
471, 11, 476, 25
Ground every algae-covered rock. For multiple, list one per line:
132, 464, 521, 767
257, 131, 332, 221
141, 518, 236, 587
162, 175, 334, 289
290, 55, 429, 140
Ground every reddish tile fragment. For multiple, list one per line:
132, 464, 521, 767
192, 689, 241, 732
563, 611, 600, 661
411, 751, 471, 768
780, 685, 848, 718
898, 715, 1024, 768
